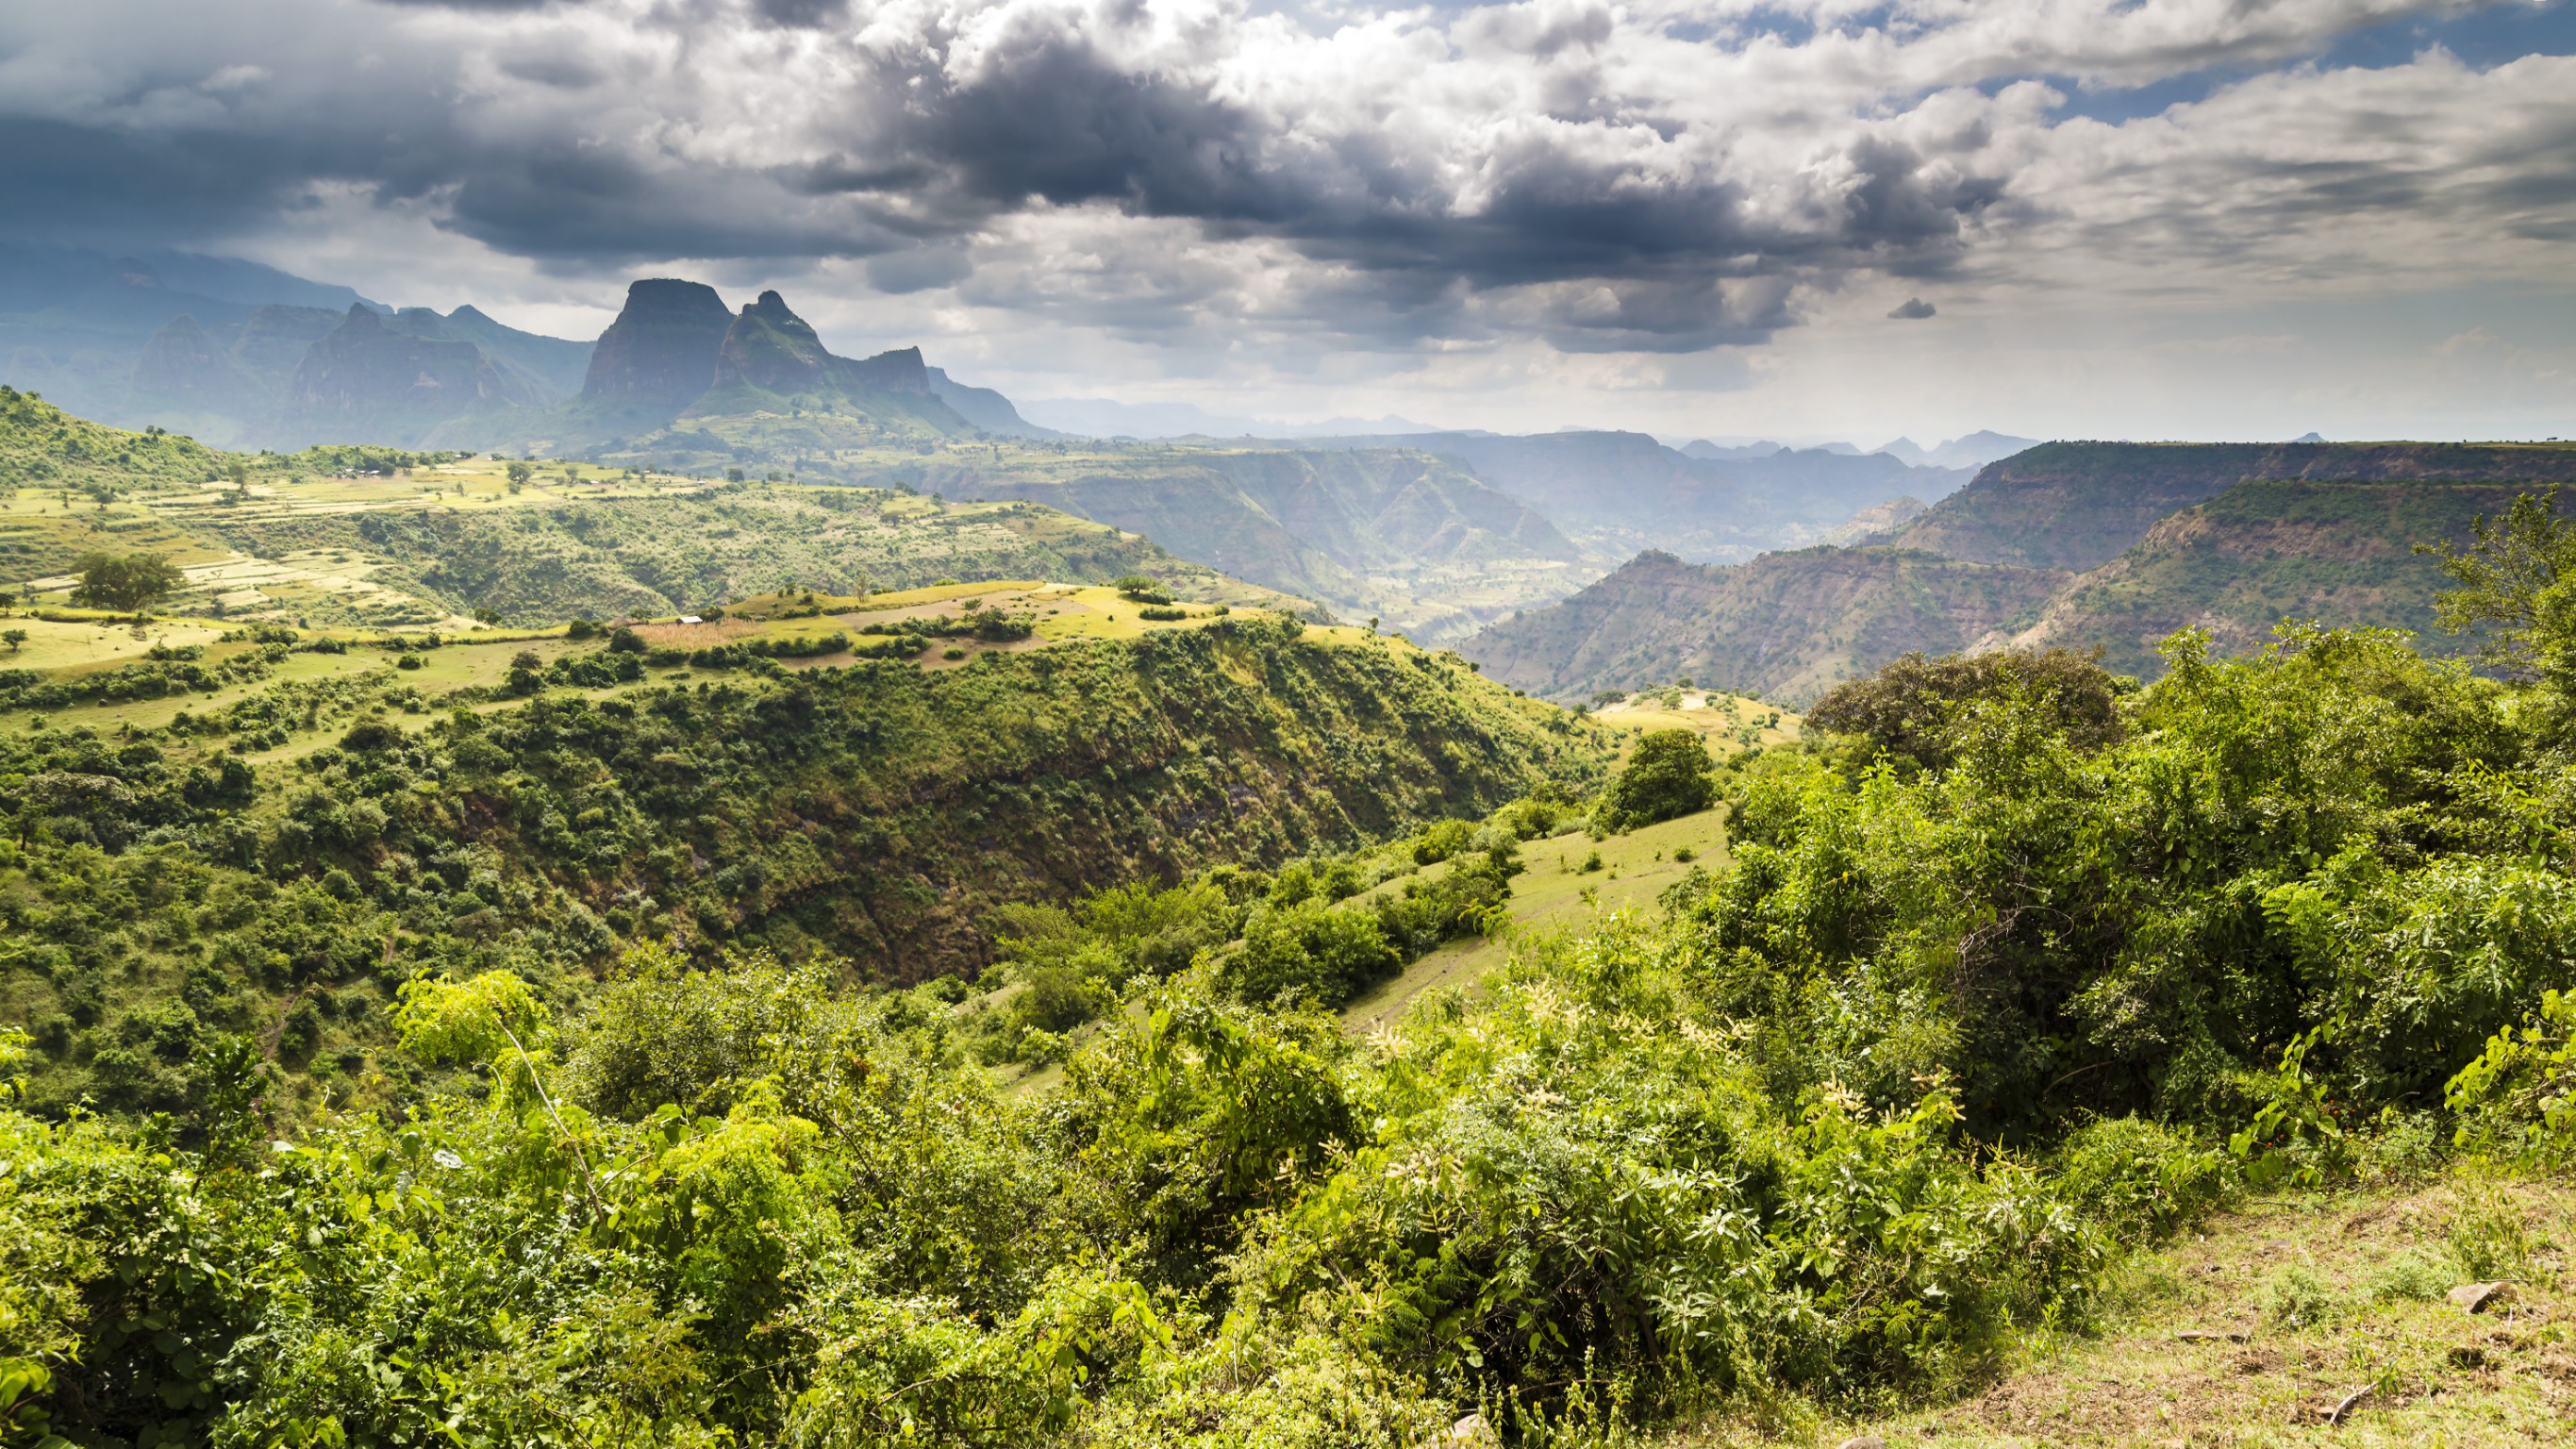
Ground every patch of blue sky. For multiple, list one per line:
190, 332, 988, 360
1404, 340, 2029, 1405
2023, 0, 2576, 123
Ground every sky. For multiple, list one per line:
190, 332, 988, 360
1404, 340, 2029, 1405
3, 0, 2573, 443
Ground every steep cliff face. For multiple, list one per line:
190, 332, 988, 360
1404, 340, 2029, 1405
266, 304, 543, 445
1998, 478, 2576, 675
670, 291, 973, 441
1474, 465, 2576, 705
839, 343, 933, 395
1885, 441, 2576, 572
580, 279, 735, 410
709, 290, 839, 397
227, 305, 344, 389
1463, 546, 2070, 706
926, 365, 1060, 438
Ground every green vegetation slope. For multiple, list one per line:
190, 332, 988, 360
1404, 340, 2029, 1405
11, 598, 2576, 1446
2003, 477, 2576, 676
0, 603, 1603, 1122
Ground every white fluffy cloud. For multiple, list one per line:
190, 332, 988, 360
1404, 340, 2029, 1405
0, 0, 2570, 433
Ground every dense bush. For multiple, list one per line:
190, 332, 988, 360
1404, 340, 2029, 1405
1804, 646, 2128, 768
1596, 726, 1714, 829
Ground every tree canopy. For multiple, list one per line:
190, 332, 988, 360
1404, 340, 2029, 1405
68, 551, 187, 614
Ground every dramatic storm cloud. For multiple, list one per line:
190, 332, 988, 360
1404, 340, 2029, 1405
2, 0, 2573, 437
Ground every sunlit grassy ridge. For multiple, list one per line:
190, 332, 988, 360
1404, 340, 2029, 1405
0, 595, 1610, 1124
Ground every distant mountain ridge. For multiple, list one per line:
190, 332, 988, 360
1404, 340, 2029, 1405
269, 304, 547, 446
1291, 429, 1973, 565
1874, 430, 2040, 471
0, 244, 2027, 657
1879, 440, 2576, 571
1465, 441, 2576, 706
1, 251, 1024, 454
1464, 546, 2070, 706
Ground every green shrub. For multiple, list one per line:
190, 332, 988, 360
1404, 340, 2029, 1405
2365, 1250, 2449, 1303
1804, 646, 2126, 769
1226, 900, 1401, 1006
1597, 729, 1713, 831
2446, 988, 2576, 1165
2257, 1265, 2337, 1328
2053, 1116, 2237, 1241
1413, 819, 1473, 865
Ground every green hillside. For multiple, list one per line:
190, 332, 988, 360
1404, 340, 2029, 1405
580, 433, 1604, 643
1, 393, 1607, 645
0, 592, 1605, 1120
0, 384, 232, 491
173, 476, 1303, 627
0, 399, 1316, 629
10, 607, 2576, 1447
2011, 478, 2576, 675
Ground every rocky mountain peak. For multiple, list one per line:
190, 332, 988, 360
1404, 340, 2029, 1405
712, 290, 838, 397
579, 278, 733, 409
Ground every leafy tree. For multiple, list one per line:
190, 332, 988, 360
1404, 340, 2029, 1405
69, 552, 186, 615
2418, 484, 2576, 683
2, 628, 23, 654
1227, 899, 1400, 1005
1805, 646, 2127, 768
1597, 727, 1714, 830
505, 460, 536, 488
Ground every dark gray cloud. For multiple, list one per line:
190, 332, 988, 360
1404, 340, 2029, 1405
751, 0, 849, 26
0, 0, 2565, 358
1888, 296, 1936, 319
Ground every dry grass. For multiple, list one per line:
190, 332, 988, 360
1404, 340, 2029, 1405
1645, 1173, 2575, 1448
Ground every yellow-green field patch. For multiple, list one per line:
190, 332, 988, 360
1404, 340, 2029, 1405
0, 613, 226, 673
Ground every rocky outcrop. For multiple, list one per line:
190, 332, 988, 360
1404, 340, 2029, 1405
841, 344, 932, 395
709, 291, 939, 401
579, 279, 732, 409
925, 365, 1060, 438
711, 291, 839, 397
